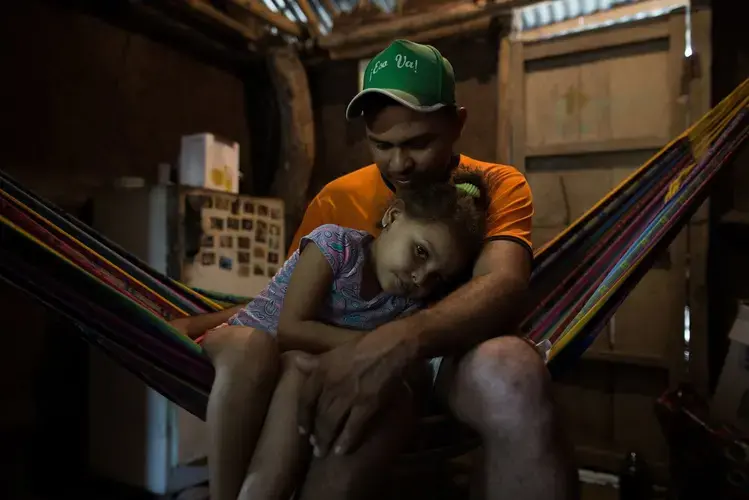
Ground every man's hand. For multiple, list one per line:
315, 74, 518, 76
295, 322, 417, 458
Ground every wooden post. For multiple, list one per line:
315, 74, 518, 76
267, 47, 316, 249
508, 39, 525, 173
686, 6, 713, 396
497, 36, 512, 165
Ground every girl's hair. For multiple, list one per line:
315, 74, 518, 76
395, 168, 490, 260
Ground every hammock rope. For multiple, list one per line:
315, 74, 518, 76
1, 78, 748, 420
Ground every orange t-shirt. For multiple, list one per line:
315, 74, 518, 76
288, 154, 533, 259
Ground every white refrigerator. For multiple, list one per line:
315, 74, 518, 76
88, 183, 285, 495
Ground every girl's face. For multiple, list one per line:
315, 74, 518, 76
372, 205, 469, 299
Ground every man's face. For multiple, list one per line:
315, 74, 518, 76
363, 104, 466, 188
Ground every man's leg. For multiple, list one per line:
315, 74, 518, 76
202, 326, 281, 500
296, 365, 430, 500
446, 336, 579, 500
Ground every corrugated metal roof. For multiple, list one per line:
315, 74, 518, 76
517, 0, 637, 31
261, 0, 398, 35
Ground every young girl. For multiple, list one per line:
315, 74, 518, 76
172, 170, 490, 500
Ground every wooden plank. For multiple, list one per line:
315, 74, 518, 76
612, 267, 684, 361
611, 364, 670, 469
230, 0, 303, 37
667, 10, 688, 138
525, 172, 570, 227
496, 36, 512, 165
523, 18, 670, 62
553, 361, 614, 453
296, 0, 322, 36
184, 0, 263, 40
318, 0, 533, 50
583, 350, 668, 369
608, 51, 671, 141
578, 60, 612, 144
326, 17, 492, 60
509, 40, 526, 172
526, 137, 668, 157
687, 221, 710, 395
524, 65, 580, 149
688, 8, 712, 222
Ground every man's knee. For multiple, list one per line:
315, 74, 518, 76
449, 336, 552, 433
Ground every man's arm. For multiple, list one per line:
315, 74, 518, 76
397, 239, 531, 359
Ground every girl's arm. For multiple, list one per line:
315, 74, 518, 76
170, 304, 245, 340
277, 244, 366, 354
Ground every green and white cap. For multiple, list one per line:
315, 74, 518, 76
345, 39, 456, 121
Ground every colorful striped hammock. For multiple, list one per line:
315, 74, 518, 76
1, 79, 748, 422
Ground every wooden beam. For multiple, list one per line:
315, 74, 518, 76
523, 17, 671, 62
327, 17, 493, 60
318, 0, 537, 51
296, 0, 322, 36
231, 0, 304, 37
525, 137, 669, 158
184, 0, 263, 41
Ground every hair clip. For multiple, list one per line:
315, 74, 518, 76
456, 183, 480, 198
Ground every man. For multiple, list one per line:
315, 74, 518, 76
175, 39, 577, 500
286, 40, 577, 499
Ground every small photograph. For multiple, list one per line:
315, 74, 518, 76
231, 199, 241, 215
241, 218, 253, 231
267, 252, 279, 265
203, 196, 214, 209
201, 252, 216, 266
268, 236, 280, 250
270, 208, 282, 220
243, 201, 255, 214
237, 236, 251, 249
238, 252, 250, 264
267, 267, 278, 278
219, 235, 233, 248
209, 217, 224, 230
219, 256, 233, 271
269, 224, 280, 236
253, 247, 266, 259
258, 205, 269, 217
256, 221, 268, 243
201, 235, 215, 248
238, 265, 251, 277
253, 264, 265, 276
227, 217, 240, 231
215, 197, 230, 211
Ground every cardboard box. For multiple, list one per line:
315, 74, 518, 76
711, 301, 749, 433
179, 133, 239, 194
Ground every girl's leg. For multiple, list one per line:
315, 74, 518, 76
238, 351, 313, 500
202, 326, 281, 500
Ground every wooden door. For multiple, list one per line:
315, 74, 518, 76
497, 9, 706, 479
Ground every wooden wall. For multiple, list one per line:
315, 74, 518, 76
707, 0, 749, 391
0, 1, 268, 496
499, 11, 708, 480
